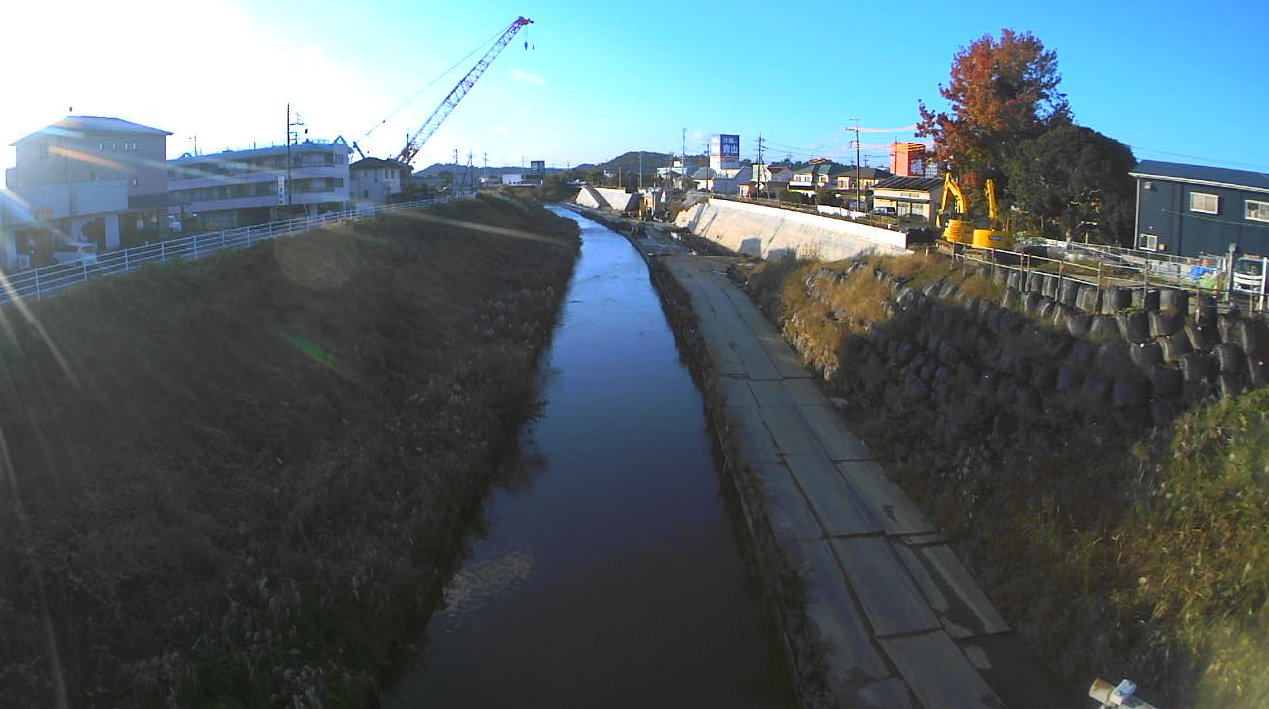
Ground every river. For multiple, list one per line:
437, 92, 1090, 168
382, 207, 797, 708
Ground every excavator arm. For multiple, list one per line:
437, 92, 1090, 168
941, 172, 967, 217
984, 178, 998, 221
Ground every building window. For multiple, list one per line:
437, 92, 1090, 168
1189, 192, 1219, 214
364, 189, 369, 198
99, 141, 106, 152
111, 142, 118, 152
131, 178, 139, 186
1139, 233, 1159, 251
1247, 200, 1269, 223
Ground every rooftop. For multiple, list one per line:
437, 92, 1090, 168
1130, 160, 1269, 192
874, 176, 943, 191
12, 116, 171, 146
351, 157, 410, 170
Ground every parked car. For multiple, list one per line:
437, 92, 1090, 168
52, 241, 98, 265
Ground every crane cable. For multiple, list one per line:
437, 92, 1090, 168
358, 25, 507, 144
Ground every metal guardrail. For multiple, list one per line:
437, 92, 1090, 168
0, 193, 473, 306
938, 240, 1267, 315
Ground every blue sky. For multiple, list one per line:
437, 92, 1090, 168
3, 0, 1265, 172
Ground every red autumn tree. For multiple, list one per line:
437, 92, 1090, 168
917, 29, 1071, 189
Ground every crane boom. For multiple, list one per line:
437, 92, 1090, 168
397, 16, 532, 166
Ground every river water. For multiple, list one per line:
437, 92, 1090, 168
382, 208, 796, 708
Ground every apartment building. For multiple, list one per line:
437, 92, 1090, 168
168, 138, 351, 230
3, 115, 173, 268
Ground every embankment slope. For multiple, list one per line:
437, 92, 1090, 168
739, 252, 1269, 708
0, 194, 579, 708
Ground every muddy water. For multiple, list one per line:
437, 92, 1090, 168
382, 208, 796, 709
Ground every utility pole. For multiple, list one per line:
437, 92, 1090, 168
681, 127, 687, 191
286, 103, 306, 216
756, 132, 764, 198
483, 151, 488, 188
851, 118, 862, 213
638, 152, 643, 191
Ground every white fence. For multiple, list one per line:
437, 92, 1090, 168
0, 193, 471, 306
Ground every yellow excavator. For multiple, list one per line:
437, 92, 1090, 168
972, 178, 1011, 249
939, 173, 973, 244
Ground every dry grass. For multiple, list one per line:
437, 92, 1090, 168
0, 194, 580, 708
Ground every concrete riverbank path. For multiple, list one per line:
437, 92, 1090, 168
660, 253, 1065, 709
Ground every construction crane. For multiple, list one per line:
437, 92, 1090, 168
972, 178, 1012, 249
396, 16, 533, 167
939, 172, 973, 245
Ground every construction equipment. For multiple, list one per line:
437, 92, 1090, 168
396, 16, 533, 166
972, 178, 1012, 249
939, 172, 974, 245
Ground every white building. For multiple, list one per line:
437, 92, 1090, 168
168, 137, 351, 230
350, 157, 410, 204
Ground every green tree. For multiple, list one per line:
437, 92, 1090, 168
917, 29, 1071, 191
1007, 125, 1135, 245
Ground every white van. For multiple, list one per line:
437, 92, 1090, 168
52, 241, 98, 265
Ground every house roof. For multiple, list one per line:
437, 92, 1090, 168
792, 163, 836, 176
733, 165, 753, 182
12, 116, 171, 145
692, 167, 718, 179
830, 166, 891, 179
351, 157, 410, 171
874, 176, 943, 192
1130, 160, 1269, 193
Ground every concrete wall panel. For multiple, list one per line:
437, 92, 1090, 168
676, 198, 909, 261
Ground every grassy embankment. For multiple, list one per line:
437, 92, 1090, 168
0, 194, 579, 708
743, 251, 1268, 708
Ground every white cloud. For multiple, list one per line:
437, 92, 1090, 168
509, 69, 545, 86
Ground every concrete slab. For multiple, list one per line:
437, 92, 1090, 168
760, 406, 824, 455
761, 337, 812, 379
905, 544, 1009, 639
729, 334, 783, 381
795, 540, 893, 688
780, 378, 831, 406
854, 676, 919, 709
704, 340, 746, 377
722, 406, 782, 464
797, 404, 873, 461
831, 536, 940, 638
753, 463, 825, 542
785, 453, 881, 538
898, 532, 948, 547
717, 377, 758, 408
748, 380, 795, 407
879, 631, 1005, 709
837, 460, 934, 536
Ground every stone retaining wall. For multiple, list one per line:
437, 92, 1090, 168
780, 261, 1269, 436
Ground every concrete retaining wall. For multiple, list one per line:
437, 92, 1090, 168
574, 186, 638, 213
675, 198, 908, 260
